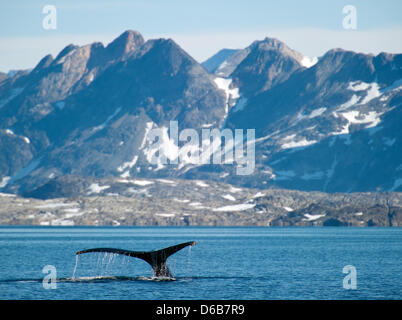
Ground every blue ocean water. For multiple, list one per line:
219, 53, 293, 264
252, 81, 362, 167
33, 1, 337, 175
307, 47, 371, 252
0, 227, 400, 300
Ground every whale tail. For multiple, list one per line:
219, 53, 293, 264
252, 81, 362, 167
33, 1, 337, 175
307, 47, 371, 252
76, 241, 196, 277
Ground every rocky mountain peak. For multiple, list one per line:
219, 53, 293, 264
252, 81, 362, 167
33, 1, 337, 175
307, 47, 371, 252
230, 37, 304, 96
250, 37, 304, 61
314, 48, 377, 84
54, 44, 78, 63
254, 37, 286, 50
105, 30, 145, 59
32, 54, 54, 72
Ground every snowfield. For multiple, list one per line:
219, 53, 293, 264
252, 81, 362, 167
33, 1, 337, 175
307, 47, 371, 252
87, 183, 110, 194
303, 214, 326, 221
213, 203, 255, 212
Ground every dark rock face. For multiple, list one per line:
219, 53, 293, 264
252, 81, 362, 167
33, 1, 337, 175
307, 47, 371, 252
0, 30, 228, 195
0, 30, 401, 198
231, 37, 304, 97
218, 47, 402, 193
323, 218, 348, 227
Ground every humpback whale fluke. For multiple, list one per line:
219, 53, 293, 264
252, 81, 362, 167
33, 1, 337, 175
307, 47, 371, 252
76, 241, 196, 277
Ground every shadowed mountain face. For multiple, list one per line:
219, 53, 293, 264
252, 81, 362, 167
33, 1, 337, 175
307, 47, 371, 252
201, 48, 240, 74
230, 37, 305, 97
0, 30, 401, 197
221, 48, 402, 192
0, 30, 227, 194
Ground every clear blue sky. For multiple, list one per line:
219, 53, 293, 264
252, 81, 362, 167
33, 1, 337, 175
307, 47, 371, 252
1, 0, 402, 72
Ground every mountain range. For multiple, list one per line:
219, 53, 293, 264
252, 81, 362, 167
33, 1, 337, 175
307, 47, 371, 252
0, 29, 401, 198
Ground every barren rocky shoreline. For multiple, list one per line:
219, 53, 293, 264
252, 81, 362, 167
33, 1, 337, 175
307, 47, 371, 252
1, 177, 401, 226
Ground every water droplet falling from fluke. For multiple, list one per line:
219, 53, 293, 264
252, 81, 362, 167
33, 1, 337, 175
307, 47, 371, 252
72, 254, 79, 279
187, 245, 192, 274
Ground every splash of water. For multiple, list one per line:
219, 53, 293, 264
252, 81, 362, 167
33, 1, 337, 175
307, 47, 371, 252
96, 252, 102, 274
72, 255, 79, 279
72, 252, 122, 280
100, 252, 108, 276
187, 245, 192, 274
105, 253, 118, 274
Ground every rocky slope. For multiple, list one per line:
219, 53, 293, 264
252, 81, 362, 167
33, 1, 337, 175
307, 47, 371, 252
0, 176, 401, 226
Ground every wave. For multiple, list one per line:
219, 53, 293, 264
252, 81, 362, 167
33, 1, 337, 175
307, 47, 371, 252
0, 275, 176, 283
0, 275, 260, 284
61, 276, 177, 282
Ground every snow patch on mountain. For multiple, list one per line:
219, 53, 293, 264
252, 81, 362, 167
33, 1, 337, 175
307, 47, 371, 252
334, 80, 394, 116
303, 214, 326, 221
308, 107, 327, 118
3, 129, 30, 144
221, 194, 236, 201
155, 213, 175, 218
0, 192, 15, 197
300, 56, 318, 68
120, 171, 130, 178
195, 181, 209, 188
87, 183, 110, 194
213, 203, 255, 212
201, 123, 214, 128
35, 202, 77, 209
214, 77, 240, 113
173, 198, 190, 203
337, 95, 360, 111
361, 83, 381, 104
140, 122, 154, 150
348, 81, 371, 91
347, 81, 382, 105
253, 192, 265, 198
281, 134, 317, 149
157, 179, 175, 185
0, 176, 11, 188
229, 186, 243, 193
117, 155, 138, 173
132, 180, 154, 186
341, 110, 382, 130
